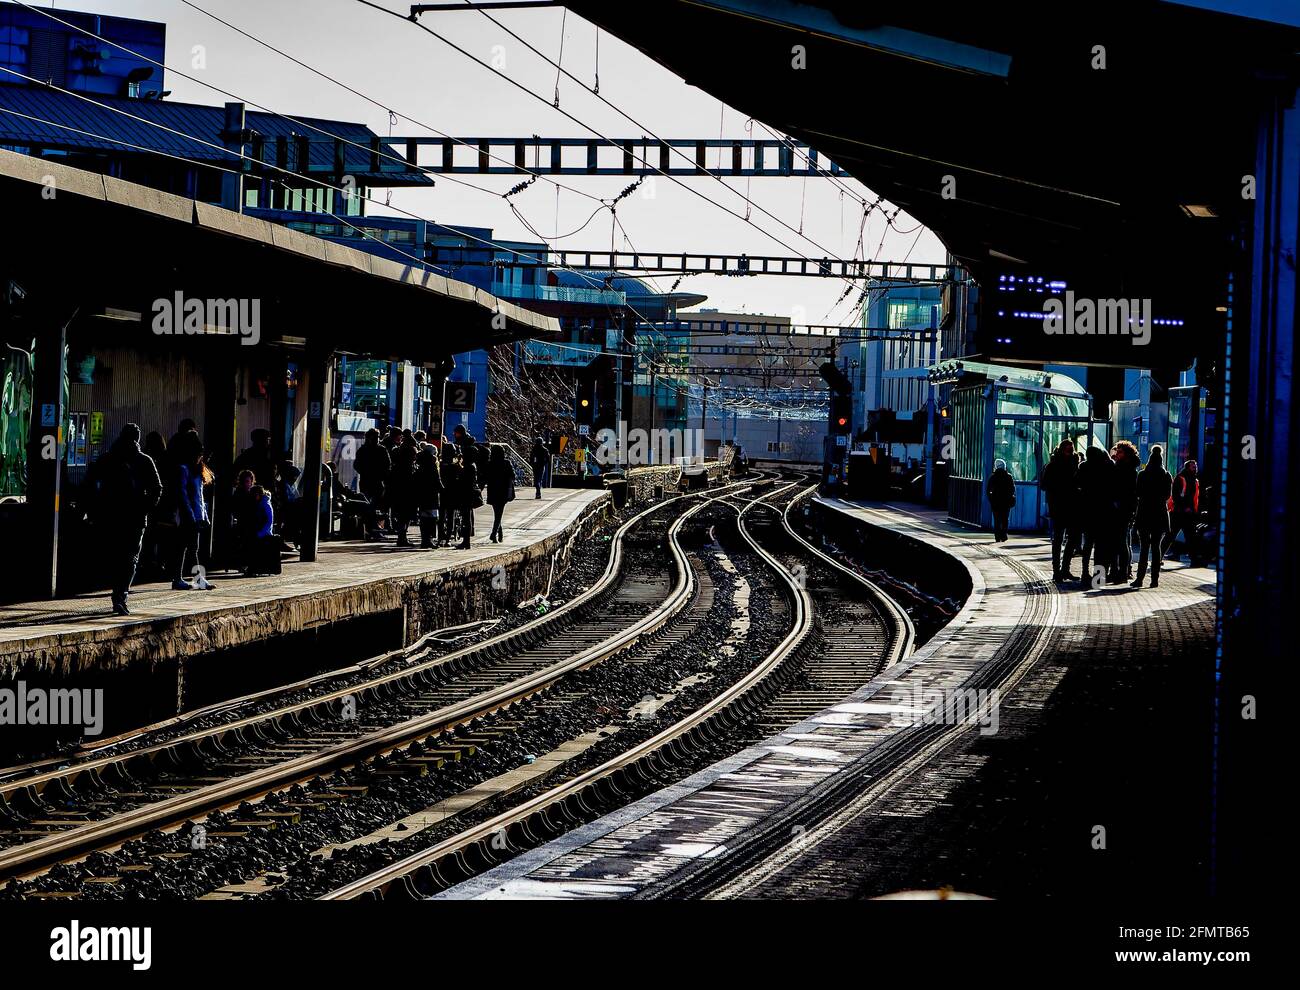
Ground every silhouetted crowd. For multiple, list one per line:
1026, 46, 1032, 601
987, 440, 1201, 589
84, 418, 549, 616
350, 424, 526, 549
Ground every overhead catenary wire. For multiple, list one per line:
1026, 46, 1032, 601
353, 0, 872, 300
0, 64, 654, 305
12, 0, 608, 209
14, 1, 865, 400
452, 0, 885, 276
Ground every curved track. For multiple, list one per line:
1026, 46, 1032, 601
0, 478, 766, 888
321, 481, 915, 901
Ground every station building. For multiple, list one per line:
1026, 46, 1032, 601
0, 4, 556, 603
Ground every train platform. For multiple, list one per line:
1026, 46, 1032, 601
0, 488, 610, 721
440, 498, 1217, 900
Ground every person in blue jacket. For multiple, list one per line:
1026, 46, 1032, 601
245, 484, 281, 577
173, 439, 215, 591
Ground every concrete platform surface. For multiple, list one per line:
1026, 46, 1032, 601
439, 498, 1216, 900
0, 488, 608, 675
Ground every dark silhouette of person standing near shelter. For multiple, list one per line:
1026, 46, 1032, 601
1133, 444, 1174, 588
88, 423, 162, 616
986, 458, 1016, 543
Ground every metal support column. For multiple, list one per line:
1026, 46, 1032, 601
27, 306, 72, 598
1216, 77, 1298, 896
300, 347, 332, 562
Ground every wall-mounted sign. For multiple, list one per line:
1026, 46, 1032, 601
443, 380, 477, 413
89, 412, 105, 445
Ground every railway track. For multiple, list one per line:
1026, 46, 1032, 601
638, 506, 1058, 901
321, 481, 915, 900
0, 477, 770, 893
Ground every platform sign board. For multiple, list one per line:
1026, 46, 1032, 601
443, 380, 477, 413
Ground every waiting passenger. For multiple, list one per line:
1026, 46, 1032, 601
389, 432, 419, 547
485, 444, 516, 543
354, 428, 391, 541
244, 484, 281, 577
986, 459, 1017, 543
141, 430, 171, 581
1133, 445, 1173, 588
1076, 444, 1116, 584
1167, 459, 1200, 562
455, 446, 483, 549
530, 435, 548, 499
1040, 439, 1080, 582
229, 469, 258, 573
414, 443, 443, 549
1110, 440, 1140, 584
438, 442, 460, 547
232, 428, 280, 488
90, 423, 163, 616
173, 440, 215, 591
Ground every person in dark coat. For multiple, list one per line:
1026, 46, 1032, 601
529, 435, 548, 499
456, 449, 482, 549
1076, 444, 1116, 584
452, 424, 475, 462
232, 428, 280, 489
353, 428, 390, 540
485, 444, 516, 543
1039, 439, 1080, 581
89, 423, 163, 615
414, 443, 443, 550
986, 458, 1016, 543
168, 418, 203, 471
1132, 445, 1174, 588
1109, 440, 1140, 584
438, 441, 460, 546
388, 432, 419, 546
229, 468, 259, 573
416, 444, 447, 548
1166, 459, 1200, 562
141, 431, 171, 580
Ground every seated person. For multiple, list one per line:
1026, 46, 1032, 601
245, 484, 281, 577
229, 470, 258, 572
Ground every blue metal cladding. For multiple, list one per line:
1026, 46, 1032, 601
0, 5, 165, 98
0, 85, 431, 185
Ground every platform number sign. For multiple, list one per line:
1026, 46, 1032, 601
444, 380, 477, 413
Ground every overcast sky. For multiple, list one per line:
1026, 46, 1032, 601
39, 0, 946, 323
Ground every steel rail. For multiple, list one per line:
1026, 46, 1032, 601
0, 480, 762, 882
320, 481, 814, 900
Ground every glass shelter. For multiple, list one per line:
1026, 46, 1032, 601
930, 361, 1094, 532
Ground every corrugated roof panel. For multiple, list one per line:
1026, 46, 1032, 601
0, 84, 431, 184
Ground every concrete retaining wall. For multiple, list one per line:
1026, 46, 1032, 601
1, 494, 613, 741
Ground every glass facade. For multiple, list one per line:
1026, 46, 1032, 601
337, 359, 392, 429
946, 370, 1092, 529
